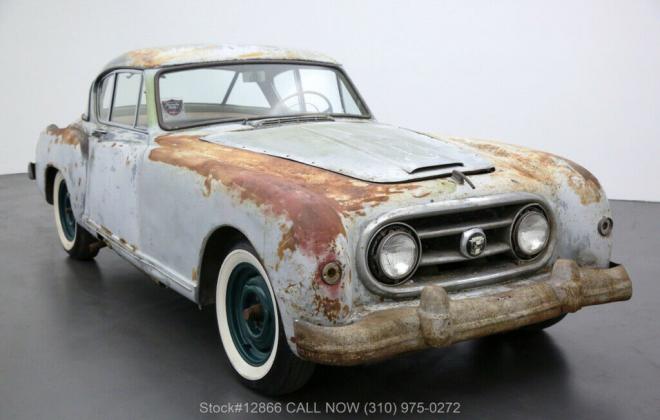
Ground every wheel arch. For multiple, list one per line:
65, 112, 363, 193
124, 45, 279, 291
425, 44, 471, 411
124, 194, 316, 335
44, 165, 59, 205
197, 225, 256, 306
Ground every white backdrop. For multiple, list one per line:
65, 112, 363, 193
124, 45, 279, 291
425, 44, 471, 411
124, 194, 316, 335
1, 0, 658, 201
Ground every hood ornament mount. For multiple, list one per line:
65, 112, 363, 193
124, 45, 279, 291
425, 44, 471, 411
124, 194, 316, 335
451, 170, 476, 189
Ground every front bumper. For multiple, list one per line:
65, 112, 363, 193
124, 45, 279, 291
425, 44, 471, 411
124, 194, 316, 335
293, 259, 632, 365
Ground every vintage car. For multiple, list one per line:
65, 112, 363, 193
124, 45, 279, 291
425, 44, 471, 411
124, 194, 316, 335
30, 44, 632, 395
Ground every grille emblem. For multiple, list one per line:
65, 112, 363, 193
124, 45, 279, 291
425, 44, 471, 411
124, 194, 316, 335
460, 228, 487, 258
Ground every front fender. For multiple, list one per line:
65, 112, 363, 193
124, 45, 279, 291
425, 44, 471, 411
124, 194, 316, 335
143, 135, 355, 355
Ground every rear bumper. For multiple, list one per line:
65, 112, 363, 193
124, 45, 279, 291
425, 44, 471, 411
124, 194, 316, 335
293, 259, 632, 365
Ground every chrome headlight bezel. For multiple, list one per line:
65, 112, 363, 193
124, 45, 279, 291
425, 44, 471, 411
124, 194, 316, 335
367, 223, 421, 285
511, 205, 551, 260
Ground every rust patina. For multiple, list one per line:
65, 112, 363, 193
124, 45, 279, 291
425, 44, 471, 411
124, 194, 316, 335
31, 44, 633, 392
294, 260, 632, 365
47, 124, 84, 146
444, 137, 603, 205
107, 44, 338, 71
149, 135, 422, 260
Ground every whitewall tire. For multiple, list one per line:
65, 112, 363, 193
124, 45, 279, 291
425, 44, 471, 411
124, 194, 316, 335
217, 249, 279, 381
51, 171, 100, 260
53, 172, 76, 251
215, 241, 315, 395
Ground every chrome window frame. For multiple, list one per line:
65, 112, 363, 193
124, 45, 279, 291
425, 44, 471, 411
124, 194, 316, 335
95, 69, 148, 134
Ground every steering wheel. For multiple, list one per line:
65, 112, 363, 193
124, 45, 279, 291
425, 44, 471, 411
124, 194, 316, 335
274, 90, 334, 114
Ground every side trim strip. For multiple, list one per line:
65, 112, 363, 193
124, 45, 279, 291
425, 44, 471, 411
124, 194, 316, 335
84, 217, 198, 302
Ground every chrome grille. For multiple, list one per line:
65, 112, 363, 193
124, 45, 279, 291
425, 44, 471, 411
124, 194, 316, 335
357, 193, 556, 298
412, 206, 516, 266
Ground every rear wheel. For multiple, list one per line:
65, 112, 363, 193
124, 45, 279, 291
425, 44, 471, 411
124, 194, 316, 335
216, 242, 315, 395
53, 172, 100, 260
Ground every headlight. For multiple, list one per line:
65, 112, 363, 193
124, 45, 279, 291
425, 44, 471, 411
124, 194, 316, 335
368, 224, 420, 284
512, 207, 550, 258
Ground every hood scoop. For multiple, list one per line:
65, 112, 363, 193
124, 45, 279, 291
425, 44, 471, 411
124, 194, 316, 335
202, 121, 493, 183
407, 162, 464, 174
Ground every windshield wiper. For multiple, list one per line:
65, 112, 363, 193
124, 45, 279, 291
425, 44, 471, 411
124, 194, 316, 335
245, 113, 334, 128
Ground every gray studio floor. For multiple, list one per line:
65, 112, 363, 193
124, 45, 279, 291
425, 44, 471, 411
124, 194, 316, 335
1, 173, 658, 419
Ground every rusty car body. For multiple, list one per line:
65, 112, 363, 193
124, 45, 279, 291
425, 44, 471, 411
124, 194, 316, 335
31, 44, 632, 394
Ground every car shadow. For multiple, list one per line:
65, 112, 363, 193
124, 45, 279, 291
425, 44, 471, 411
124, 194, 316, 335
295, 330, 570, 399
41, 271, 621, 419
192, 303, 579, 411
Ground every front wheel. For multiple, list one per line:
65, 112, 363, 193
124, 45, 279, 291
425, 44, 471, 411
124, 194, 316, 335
53, 172, 100, 260
216, 242, 315, 395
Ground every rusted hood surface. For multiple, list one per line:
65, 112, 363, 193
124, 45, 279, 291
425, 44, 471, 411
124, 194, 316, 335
201, 121, 493, 183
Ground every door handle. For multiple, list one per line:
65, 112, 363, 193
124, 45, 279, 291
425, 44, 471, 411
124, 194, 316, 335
91, 128, 108, 138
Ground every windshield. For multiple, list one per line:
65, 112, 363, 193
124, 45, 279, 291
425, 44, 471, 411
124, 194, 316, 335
157, 63, 369, 129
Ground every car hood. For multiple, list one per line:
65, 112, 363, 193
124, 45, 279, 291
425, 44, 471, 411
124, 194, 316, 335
201, 121, 493, 183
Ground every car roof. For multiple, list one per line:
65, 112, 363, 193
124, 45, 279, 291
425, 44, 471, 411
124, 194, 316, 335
103, 44, 339, 71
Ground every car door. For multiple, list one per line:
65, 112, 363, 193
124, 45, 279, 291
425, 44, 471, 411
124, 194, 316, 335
85, 70, 148, 250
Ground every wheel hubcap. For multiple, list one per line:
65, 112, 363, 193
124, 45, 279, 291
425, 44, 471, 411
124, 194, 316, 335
58, 181, 76, 241
226, 263, 276, 366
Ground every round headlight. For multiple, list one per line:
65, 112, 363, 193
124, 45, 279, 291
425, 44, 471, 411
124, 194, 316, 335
513, 209, 550, 258
369, 225, 420, 284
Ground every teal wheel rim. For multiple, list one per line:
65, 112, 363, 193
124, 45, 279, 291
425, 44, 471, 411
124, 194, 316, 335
226, 263, 276, 366
58, 180, 76, 241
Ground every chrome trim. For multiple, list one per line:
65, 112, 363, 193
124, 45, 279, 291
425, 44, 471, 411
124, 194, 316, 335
459, 227, 487, 258
366, 222, 421, 285
419, 242, 509, 266
598, 216, 613, 237
356, 192, 557, 299
417, 218, 513, 239
509, 203, 550, 260
83, 217, 197, 301
95, 69, 149, 135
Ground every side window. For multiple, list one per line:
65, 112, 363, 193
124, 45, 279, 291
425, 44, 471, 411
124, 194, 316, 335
98, 74, 115, 122
110, 72, 141, 126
